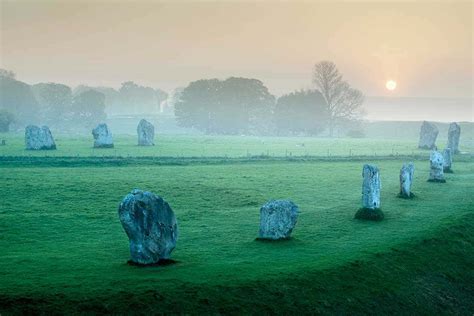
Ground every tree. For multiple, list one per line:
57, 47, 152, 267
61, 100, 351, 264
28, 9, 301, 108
175, 79, 220, 133
0, 68, 15, 79
312, 61, 365, 137
175, 77, 275, 135
71, 90, 106, 129
274, 90, 328, 136
162, 87, 184, 114
0, 110, 15, 132
119, 81, 160, 114
32, 83, 73, 126
0, 71, 40, 125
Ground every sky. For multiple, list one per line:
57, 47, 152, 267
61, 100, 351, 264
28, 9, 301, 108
1, 0, 473, 104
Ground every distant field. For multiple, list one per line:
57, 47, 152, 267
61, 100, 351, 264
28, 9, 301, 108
1, 158, 473, 313
1, 133, 472, 158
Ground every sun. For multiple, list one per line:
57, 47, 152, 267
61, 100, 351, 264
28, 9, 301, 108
386, 80, 397, 91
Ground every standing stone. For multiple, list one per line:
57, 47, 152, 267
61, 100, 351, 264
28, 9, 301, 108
428, 150, 445, 182
355, 164, 383, 221
418, 121, 439, 150
399, 162, 415, 198
137, 119, 155, 146
258, 200, 298, 240
92, 123, 114, 148
118, 189, 178, 265
25, 125, 56, 150
446, 122, 461, 154
443, 148, 453, 173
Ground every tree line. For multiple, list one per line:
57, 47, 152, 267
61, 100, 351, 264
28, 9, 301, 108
1, 61, 365, 136
175, 61, 365, 136
0, 70, 168, 132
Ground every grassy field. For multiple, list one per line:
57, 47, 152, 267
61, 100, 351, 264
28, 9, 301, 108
1, 132, 472, 158
0, 150, 473, 313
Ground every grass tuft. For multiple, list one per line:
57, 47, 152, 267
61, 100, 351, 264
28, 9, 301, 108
397, 192, 416, 199
427, 178, 447, 183
354, 208, 385, 221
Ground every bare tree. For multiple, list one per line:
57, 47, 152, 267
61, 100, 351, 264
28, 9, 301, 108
313, 61, 365, 137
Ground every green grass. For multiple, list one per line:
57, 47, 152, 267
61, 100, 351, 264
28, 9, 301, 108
3, 132, 471, 158
0, 156, 473, 314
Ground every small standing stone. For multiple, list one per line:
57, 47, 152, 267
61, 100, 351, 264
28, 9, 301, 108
1, 140, 5, 146
25, 125, 56, 150
428, 150, 446, 182
355, 164, 383, 221
92, 123, 114, 148
446, 122, 461, 154
118, 189, 178, 265
258, 200, 298, 240
137, 119, 155, 146
443, 148, 453, 173
399, 162, 415, 198
418, 121, 439, 150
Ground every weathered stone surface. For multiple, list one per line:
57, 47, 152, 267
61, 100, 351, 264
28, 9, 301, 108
418, 121, 438, 150
428, 150, 445, 182
443, 148, 453, 173
259, 200, 298, 240
118, 189, 178, 265
446, 122, 461, 154
361, 164, 381, 209
399, 162, 415, 198
137, 119, 154, 146
25, 125, 56, 150
92, 123, 114, 148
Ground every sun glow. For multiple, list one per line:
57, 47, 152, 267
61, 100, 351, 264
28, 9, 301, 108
386, 80, 397, 91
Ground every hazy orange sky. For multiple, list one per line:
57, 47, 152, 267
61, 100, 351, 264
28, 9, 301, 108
1, 0, 472, 98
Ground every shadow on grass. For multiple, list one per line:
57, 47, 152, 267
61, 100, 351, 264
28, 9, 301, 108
127, 259, 178, 268
397, 192, 416, 199
254, 237, 293, 243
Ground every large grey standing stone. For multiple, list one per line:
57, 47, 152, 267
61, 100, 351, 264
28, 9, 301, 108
137, 119, 155, 146
446, 122, 461, 154
258, 200, 298, 240
25, 125, 56, 150
355, 164, 383, 221
118, 189, 178, 265
399, 162, 415, 198
428, 150, 445, 182
443, 148, 453, 173
418, 121, 439, 150
92, 123, 114, 148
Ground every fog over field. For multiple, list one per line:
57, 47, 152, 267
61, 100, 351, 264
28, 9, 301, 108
1, 0, 472, 123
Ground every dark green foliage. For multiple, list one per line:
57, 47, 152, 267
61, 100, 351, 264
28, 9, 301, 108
175, 77, 275, 135
71, 90, 107, 129
354, 208, 385, 221
427, 179, 446, 183
31, 82, 73, 127
0, 75, 40, 125
119, 81, 165, 114
0, 110, 15, 132
274, 89, 328, 136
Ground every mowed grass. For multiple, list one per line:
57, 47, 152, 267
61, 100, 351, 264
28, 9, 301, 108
0, 158, 473, 313
1, 132, 467, 158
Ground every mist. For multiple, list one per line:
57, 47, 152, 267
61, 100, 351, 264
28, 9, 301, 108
1, 0, 473, 124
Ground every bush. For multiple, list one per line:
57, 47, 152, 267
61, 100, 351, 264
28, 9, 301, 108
346, 129, 365, 138
0, 110, 15, 132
